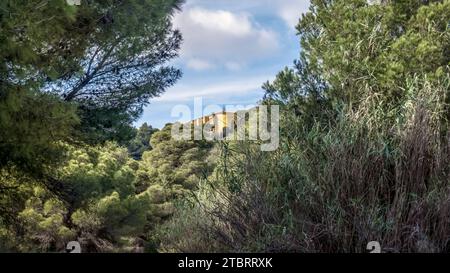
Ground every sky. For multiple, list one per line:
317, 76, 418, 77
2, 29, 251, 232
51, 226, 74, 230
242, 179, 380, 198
137, 0, 311, 129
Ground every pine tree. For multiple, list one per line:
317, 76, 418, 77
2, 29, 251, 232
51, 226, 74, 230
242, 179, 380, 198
138, 124, 213, 193
46, 0, 184, 143
294, 0, 449, 106
0, 0, 84, 172
128, 123, 159, 160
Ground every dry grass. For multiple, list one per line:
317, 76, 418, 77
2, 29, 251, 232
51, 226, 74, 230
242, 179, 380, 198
159, 80, 450, 253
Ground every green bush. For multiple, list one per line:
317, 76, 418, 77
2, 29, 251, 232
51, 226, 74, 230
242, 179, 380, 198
176, 79, 449, 253
161, 0, 450, 252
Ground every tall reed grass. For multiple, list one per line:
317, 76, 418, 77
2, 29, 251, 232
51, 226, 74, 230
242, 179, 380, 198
158, 79, 450, 253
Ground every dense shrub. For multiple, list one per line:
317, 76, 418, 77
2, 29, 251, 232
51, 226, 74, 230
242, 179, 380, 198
161, 79, 449, 253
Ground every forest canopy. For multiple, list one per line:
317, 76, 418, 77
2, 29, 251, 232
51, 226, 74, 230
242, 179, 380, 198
1, 0, 449, 253
0, 0, 187, 252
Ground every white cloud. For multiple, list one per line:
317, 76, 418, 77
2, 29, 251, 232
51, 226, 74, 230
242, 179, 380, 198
138, 1, 311, 128
188, 8, 252, 37
224, 61, 244, 71
186, 58, 215, 71
153, 75, 274, 102
173, 7, 279, 71
277, 0, 310, 29
180, 1, 310, 29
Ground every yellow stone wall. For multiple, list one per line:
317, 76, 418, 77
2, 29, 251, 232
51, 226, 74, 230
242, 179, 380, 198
190, 111, 236, 136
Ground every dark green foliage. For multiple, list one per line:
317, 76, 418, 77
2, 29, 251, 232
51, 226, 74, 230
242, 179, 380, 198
47, 0, 184, 142
76, 104, 138, 145
138, 124, 214, 193
263, 54, 332, 131
297, 0, 449, 105
128, 123, 159, 160
0, 0, 83, 172
0, 0, 82, 81
0, 0, 185, 252
1, 0, 184, 158
0, 90, 79, 173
